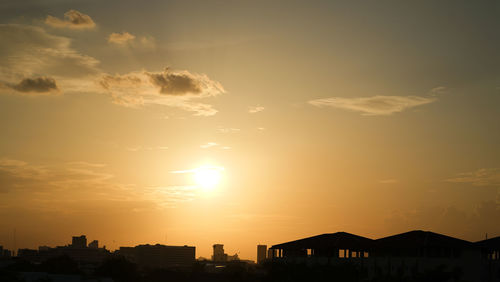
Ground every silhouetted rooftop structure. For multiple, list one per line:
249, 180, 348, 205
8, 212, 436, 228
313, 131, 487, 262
372, 230, 474, 258
117, 244, 195, 269
270, 232, 373, 258
476, 235, 500, 249
475, 235, 500, 260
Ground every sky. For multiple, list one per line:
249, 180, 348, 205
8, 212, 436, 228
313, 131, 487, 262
0, 0, 499, 261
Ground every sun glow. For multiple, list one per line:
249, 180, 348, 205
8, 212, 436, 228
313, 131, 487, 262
193, 165, 223, 189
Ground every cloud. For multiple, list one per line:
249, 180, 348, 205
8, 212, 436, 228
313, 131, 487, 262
0, 158, 49, 183
45, 10, 96, 30
7, 77, 58, 94
0, 158, 112, 194
248, 106, 265, 113
217, 127, 241, 133
200, 142, 218, 149
0, 24, 100, 95
126, 146, 168, 152
99, 68, 224, 116
146, 68, 223, 97
0, 158, 187, 211
308, 95, 436, 116
108, 32, 136, 44
145, 186, 197, 208
107, 32, 156, 49
429, 86, 448, 96
446, 168, 500, 186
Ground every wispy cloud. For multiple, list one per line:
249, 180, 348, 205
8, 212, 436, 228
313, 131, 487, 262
0, 24, 100, 95
0, 158, 198, 212
200, 142, 218, 149
217, 127, 240, 133
429, 86, 448, 96
45, 10, 96, 30
248, 106, 265, 113
309, 95, 436, 116
107, 32, 156, 49
446, 168, 500, 186
126, 146, 169, 152
145, 186, 198, 208
108, 31, 135, 44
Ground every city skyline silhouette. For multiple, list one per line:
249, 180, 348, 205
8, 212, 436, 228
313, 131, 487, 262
0, 1, 499, 280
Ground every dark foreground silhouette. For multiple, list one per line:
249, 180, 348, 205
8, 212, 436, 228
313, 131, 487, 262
1, 255, 489, 282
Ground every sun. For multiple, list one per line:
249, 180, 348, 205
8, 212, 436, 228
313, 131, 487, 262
193, 165, 223, 190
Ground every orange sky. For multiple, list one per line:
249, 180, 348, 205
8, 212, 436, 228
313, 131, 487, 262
0, 0, 499, 261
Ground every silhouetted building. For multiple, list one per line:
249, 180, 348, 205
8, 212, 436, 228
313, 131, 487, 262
88, 240, 99, 249
212, 244, 227, 262
72, 235, 87, 248
269, 232, 372, 259
227, 253, 239, 261
372, 230, 475, 258
17, 235, 109, 265
269, 230, 497, 282
257, 245, 267, 263
117, 244, 195, 269
371, 230, 483, 281
0, 245, 11, 258
476, 235, 500, 261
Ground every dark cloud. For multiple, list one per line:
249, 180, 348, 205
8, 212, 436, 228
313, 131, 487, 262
45, 10, 96, 29
146, 69, 204, 96
9, 77, 58, 93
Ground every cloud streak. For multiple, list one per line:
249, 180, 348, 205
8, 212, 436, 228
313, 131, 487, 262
108, 32, 136, 44
248, 106, 265, 113
45, 10, 96, 30
309, 95, 436, 116
446, 168, 500, 186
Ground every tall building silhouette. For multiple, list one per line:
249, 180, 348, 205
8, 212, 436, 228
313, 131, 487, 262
212, 244, 227, 262
257, 245, 267, 264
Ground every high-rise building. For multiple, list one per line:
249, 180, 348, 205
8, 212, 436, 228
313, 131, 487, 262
72, 235, 87, 248
212, 244, 227, 262
257, 245, 267, 263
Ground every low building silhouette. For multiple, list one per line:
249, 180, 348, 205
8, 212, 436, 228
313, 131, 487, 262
0, 245, 12, 258
17, 235, 109, 265
269, 230, 500, 282
117, 244, 195, 269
